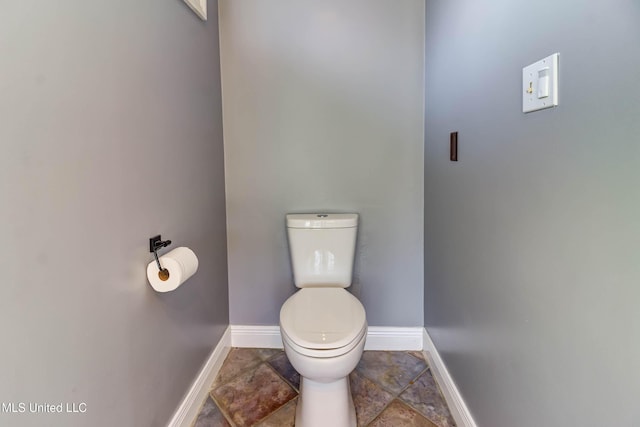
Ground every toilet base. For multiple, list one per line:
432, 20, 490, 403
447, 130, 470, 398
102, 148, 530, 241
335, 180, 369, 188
295, 376, 356, 427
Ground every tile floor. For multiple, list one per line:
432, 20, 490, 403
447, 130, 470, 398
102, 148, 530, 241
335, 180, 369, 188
192, 348, 455, 427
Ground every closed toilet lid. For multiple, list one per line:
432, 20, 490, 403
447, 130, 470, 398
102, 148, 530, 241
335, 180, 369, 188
280, 287, 366, 350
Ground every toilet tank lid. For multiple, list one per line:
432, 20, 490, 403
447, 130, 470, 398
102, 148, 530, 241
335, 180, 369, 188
287, 213, 358, 229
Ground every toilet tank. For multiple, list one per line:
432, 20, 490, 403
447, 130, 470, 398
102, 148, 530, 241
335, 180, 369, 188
286, 213, 358, 288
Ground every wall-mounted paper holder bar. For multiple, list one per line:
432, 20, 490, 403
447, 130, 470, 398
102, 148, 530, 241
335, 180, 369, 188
149, 235, 172, 280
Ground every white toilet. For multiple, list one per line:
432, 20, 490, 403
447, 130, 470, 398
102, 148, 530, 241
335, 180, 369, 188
280, 213, 367, 427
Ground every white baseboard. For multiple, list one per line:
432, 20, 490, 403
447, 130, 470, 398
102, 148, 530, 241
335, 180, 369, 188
229, 325, 423, 351
167, 326, 232, 427
230, 325, 283, 348
422, 328, 477, 427
366, 326, 423, 350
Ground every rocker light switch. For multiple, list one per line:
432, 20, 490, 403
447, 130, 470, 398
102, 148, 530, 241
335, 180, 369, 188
537, 68, 550, 98
523, 53, 559, 113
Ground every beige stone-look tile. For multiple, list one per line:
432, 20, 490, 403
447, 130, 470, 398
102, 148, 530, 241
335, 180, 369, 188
349, 370, 394, 426
400, 369, 456, 427
356, 351, 428, 394
369, 399, 438, 427
212, 348, 263, 388
193, 397, 230, 427
212, 363, 297, 427
255, 348, 283, 361
267, 351, 300, 390
254, 397, 297, 427
194, 348, 457, 427
409, 350, 426, 361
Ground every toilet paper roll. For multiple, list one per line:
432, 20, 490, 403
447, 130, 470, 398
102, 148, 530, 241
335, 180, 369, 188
146, 247, 199, 292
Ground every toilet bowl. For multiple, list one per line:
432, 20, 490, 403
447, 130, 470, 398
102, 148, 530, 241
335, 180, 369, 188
279, 213, 366, 427
280, 287, 367, 427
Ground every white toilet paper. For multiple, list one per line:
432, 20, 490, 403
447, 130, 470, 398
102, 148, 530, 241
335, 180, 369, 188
146, 247, 199, 292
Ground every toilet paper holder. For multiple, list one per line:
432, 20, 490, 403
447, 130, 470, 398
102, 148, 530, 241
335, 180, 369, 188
150, 235, 172, 277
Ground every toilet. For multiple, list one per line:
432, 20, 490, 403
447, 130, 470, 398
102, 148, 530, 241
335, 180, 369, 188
280, 213, 367, 427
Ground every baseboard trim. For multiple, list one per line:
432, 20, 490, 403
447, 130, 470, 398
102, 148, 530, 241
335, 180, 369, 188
230, 325, 423, 351
422, 328, 477, 427
167, 326, 232, 427
230, 324, 283, 348
365, 326, 423, 350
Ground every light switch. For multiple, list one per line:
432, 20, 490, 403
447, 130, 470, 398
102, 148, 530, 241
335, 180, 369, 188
522, 53, 559, 113
537, 68, 549, 98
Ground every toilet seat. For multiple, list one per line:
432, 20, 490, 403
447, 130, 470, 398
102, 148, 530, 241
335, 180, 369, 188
282, 322, 367, 359
280, 287, 367, 357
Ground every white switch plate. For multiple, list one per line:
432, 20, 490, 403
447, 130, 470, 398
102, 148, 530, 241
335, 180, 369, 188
522, 53, 559, 113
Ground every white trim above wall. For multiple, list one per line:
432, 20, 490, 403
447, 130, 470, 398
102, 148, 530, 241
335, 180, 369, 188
229, 325, 423, 351
167, 326, 231, 427
422, 328, 478, 427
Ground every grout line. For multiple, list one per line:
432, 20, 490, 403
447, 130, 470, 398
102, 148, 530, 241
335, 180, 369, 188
350, 370, 396, 426
189, 396, 210, 427
354, 352, 429, 397
264, 358, 300, 393
417, 351, 458, 425
208, 348, 263, 391
407, 350, 427, 362
394, 366, 430, 399
358, 351, 432, 426
367, 400, 441, 427
391, 365, 431, 418
210, 390, 237, 427
264, 350, 282, 363
395, 367, 455, 427
251, 394, 297, 426
352, 367, 396, 397
363, 397, 394, 427
421, 349, 459, 411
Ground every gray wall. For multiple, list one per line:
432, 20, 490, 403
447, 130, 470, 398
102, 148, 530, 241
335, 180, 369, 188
0, 2, 228, 426
219, 0, 425, 326
424, 1, 640, 426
